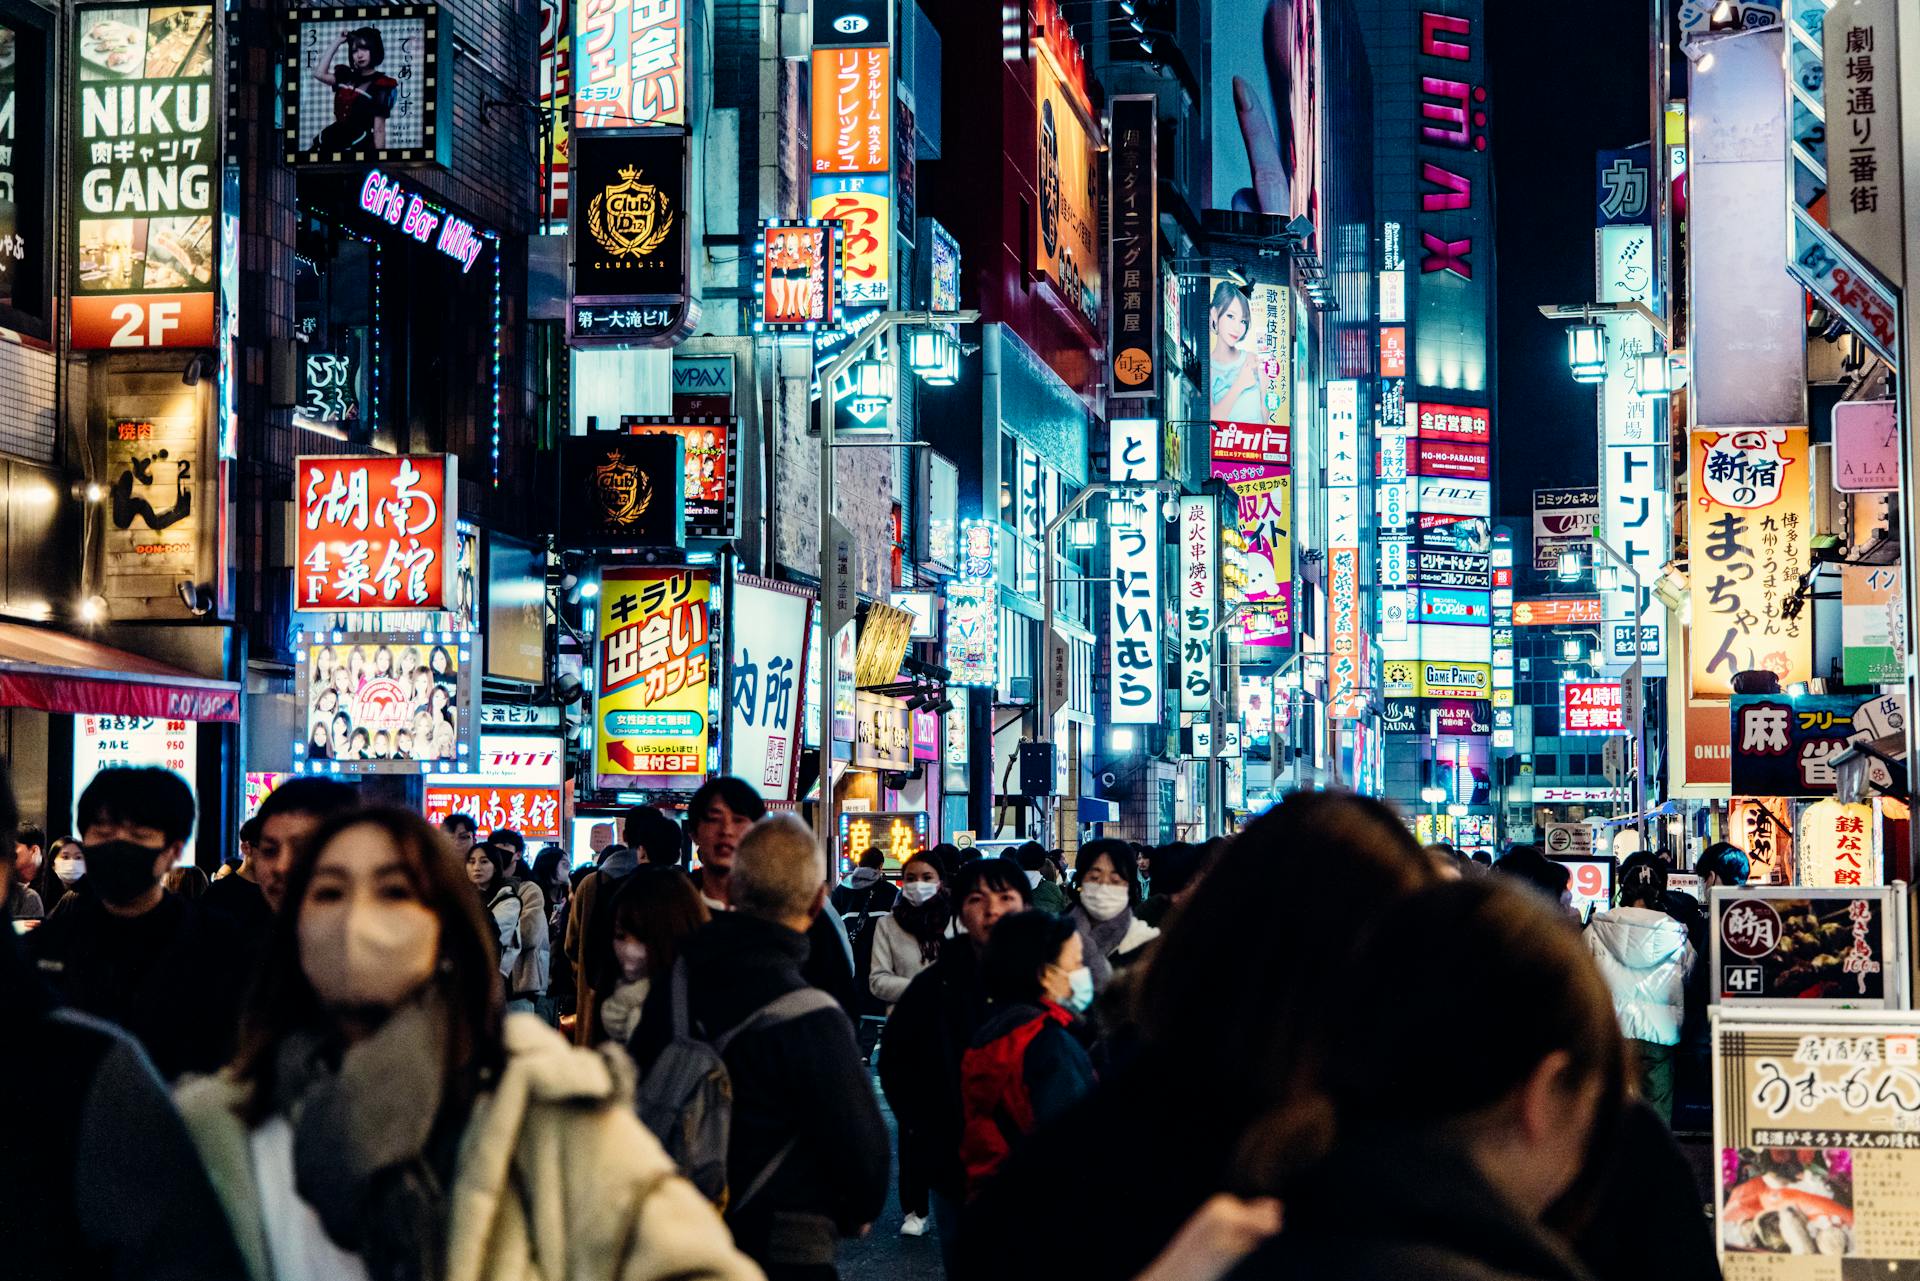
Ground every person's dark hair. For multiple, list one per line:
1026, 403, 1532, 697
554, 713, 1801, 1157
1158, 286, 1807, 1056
491, 829, 526, 857
924, 843, 961, 881
530, 846, 567, 898
1617, 852, 1667, 908
858, 847, 887, 870
15, 823, 44, 852
1237, 877, 1626, 1200
1075, 837, 1143, 905
1014, 841, 1047, 872
77, 767, 195, 845
1135, 794, 1432, 1138
1493, 844, 1571, 900
568, 864, 595, 890
441, 813, 477, 839
345, 25, 385, 66
951, 855, 1032, 906
624, 806, 684, 867
164, 865, 209, 900
1471, 850, 1493, 867
239, 815, 263, 845
982, 910, 1079, 1006
687, 776, 766, 826
256, 778, 360, 828
1148, 841, 1213, 901
1697, 841, 1750, 885
609, 867, 709, 985
230, 807, 505, 1123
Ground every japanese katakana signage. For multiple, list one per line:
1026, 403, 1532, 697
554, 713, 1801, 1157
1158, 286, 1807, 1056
1799, 798, 1881, 889
295, 454, 457, 611
1109, 499, 1162, 723
1533, 486, 1600, 540
1107, 94, 1157, 399
1178, 496, 1217, 715
1594, 147, 1650, 226
1824, 0, 1902, 287
836, 810, 927, 871
1328, 546, 1363, 719
594, 568, 710, 789
1711, 888, 1895, 1006
727, 576, 811, 802
559, 431, 686, 548
422, 733, 564, 840
1842, 561, 1901, 685
1688, 428, 1811, 696
809, 39, 892, 307
75, 715, 196, 806
72, 4, 217, 349
572, 0, 684, 128
1730, 690, 1905, 798
1601, 443, 1666, 667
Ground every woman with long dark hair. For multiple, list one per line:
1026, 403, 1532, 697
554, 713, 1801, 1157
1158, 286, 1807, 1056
869, 852, 952, 1010
172, 807, 756, 1281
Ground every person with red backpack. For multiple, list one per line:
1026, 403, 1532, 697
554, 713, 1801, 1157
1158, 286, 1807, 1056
958, 910, 1096, 1197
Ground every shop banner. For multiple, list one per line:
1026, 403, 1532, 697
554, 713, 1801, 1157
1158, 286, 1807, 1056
1109, 502, 1162, 723
853, 692, 911, 769
1382, 697, 1489, 736
1179, 496, 1217, 714
1842, 563, 1902, 685
1415, 586, 1490, 627
837, 809, 927, 870
295, 454, 458, 611
104, 409, 203, 613
945, 582, 996, 687
1688, 428, 1810, 694
423, 784, 560, 840
1107, 94, 1157, 399
283, 6, 445, 165
1514, 597, 1603, 626
293, 631, 478, 772
1533, 485, 1600, 540
1798, 798, 1880, 888
1562, 680, 1623, 734
1410, 401, 1490, 444
813, 0, 888, 46
810, 175, 889, 308
755, 221, 840, 331
1411, 440, 1490, 480
75, 714, 195, 793
852, 601, 914, 687
727, 577, 811, 801
569, 128, 690, 343
1731, 690, 1905, 797
572, 0, 684, 127
537, 0, 570, 217
559, 432, 686, 548
1409, 549, 1490, 590
1033, 44, 1099, 330
1110, 417, 1159, 481
1715, 1016, 1920, 1272
1729, 796, 1795, 885
1329, 547, 1363, 719
1832, 400, 1898, 491
1208, 281, 1290, 431
1212, 424, 1292, 647
1710, 887, 1897, 1006
1416, 660, 1491, 700
594, 569, 711, 790
810, 46, 888, 175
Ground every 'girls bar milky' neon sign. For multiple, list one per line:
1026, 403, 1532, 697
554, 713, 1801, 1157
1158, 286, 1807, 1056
358, 170, 487, 272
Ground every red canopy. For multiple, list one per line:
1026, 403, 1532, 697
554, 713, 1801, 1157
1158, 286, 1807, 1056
0, 622, 240, 723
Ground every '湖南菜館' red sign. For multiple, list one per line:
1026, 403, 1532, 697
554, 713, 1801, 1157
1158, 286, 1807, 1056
296, 454, 458, 611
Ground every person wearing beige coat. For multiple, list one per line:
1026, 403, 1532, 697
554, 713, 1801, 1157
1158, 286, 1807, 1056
177, 1014, 762, 1281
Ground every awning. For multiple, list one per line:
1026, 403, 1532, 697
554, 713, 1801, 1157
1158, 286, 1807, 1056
0, 622, 240, 723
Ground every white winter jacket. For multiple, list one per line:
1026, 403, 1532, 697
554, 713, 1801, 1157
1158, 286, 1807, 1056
1585, 906, 1694, 1046
869, 913, 957, 1008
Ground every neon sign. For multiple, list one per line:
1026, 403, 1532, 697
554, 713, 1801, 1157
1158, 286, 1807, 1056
358, 170, 486, 272
1416, 12, 1485, 280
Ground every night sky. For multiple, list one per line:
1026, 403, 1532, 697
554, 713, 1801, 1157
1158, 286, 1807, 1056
1490, 13, 1652, 519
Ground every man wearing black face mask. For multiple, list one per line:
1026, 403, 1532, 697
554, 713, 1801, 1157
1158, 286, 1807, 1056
27, 767, 245, 1080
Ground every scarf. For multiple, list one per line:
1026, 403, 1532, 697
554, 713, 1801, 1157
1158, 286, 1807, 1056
893, 891, 954, 964
1071, 903, 1135, 993
270, 992, 460, 1281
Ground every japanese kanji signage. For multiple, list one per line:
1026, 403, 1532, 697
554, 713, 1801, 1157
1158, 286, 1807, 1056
1562, 681, 1624, 735
1327, 380, 1360, 487
594, 568, 711, 790
1799, 798, 1881, 889
1208, 281, 1290, 431
103, 410, 202, 614
0, 5, 51, 340
1107, 94, 1158, 399
852, 692, 911, 770
1731, 690, 1905, 798
1824, 0, 1902, 287
75, 715, 196, 806
1410, 401, 1489, 444
1109, 499, 1162, 723
1033, 39, 1099, 330
1711, 888, 1895, 1006
1329, 546, 1363, 719
295, 454, 457, 611
293, 631, 478, 775
559, 431, 686, 548
1687, 428, 1811, 696
836, 810, 927, 871
571, 0, 684, 128
1842, 562, 1901, 685
422, 733, 564, 840
1178, 497, 1217, 715
1211, 421, 1291, 648
727, 576, 811, 802
755, 221, 840, 331
72, 4, 217, 349
569, 129, 690, 344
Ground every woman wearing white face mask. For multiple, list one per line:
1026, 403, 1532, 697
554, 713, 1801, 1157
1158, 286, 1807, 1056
1070, 839, 1159, 994
598, 867, 708, 1047
957, 910, 1097, 1197
868, 853, 954, 1012
173, 807, 759, 1281
45, 837, 86, 916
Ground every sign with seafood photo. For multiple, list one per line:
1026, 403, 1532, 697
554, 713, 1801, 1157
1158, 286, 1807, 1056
1715, 1014, 1920, 1271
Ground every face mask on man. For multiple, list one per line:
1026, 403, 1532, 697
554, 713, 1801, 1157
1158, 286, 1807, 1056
900, 880, 939, 906
300, 902, 441, 1010
1025, 870, 1043, 890
83, 840, 167, 905
1078, 883, 1130, 922
53, 853, 86, 885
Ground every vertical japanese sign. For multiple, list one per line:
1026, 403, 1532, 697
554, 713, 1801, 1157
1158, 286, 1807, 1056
1109, 501, 1161, 723
810, 44, 891, 307
1211, 422, 1291, 647
1033, 40, 1100, 330
1179, 497, 1216, 715
594, 568, 711, 789
539, 0, 570, 218
1328, 546, 1363, 719
295, 455, 457, 611
728, 576, 812, 802
1687, 428, 1812, 696
73, 4, 216, 349
1108, 94, 1157, 398
1798, 798, 1881, 888
572, 0, 684, 128
1110, 417, 1159, 481
946, 520, 997, 688
755, 221, 840, 331
1842, 562, 1901, 685
103, 411, 201, 611
1824, 0, 1903, 286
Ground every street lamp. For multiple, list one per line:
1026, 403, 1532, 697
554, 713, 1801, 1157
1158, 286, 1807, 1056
1567, 322, 1608, 383
1636, 351, 1673, 398
1555, 547, 1583, 582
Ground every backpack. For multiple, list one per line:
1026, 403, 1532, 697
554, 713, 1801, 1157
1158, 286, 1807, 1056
636, 960, 840, 1208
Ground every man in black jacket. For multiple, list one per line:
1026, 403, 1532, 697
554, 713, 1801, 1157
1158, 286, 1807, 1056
26, 767, 247, 1081
877, 855, 1030, 1267
203, 778, 359, 950
632, 813, 888, 1280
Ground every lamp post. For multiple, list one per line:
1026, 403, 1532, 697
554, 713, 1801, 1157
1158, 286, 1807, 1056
1590, 533, 1648, 852
814, 309, 978, 870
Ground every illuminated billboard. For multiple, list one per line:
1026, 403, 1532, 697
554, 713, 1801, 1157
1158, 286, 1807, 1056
294, 631, 478, 773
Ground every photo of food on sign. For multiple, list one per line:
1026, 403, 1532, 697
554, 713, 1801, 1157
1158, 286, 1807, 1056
303, 639, 462, 764
1718, 894, 1886, 1003
1721, 1147, 1853, 1257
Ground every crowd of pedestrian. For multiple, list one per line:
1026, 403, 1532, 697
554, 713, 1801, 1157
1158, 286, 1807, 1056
1, 766, 1732, 1281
